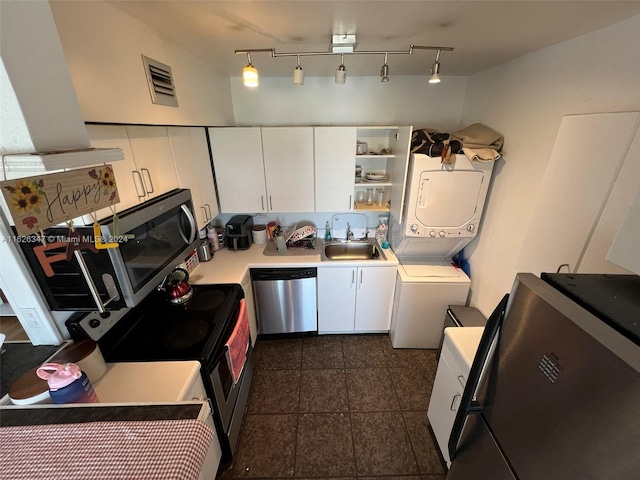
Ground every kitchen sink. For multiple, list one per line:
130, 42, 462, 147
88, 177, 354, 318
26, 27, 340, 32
322, 240, 385, 261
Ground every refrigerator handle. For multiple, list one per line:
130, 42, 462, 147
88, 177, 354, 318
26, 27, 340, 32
448, 293, 510, 462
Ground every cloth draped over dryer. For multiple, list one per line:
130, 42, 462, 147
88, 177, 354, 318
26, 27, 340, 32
411, 123, 504, 163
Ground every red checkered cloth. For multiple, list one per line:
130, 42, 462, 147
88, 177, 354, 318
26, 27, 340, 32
0, 419, 213, 480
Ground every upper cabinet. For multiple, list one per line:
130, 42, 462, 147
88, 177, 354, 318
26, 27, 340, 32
168, 127, 219, 229
208, 127, 266, 213
354, 126, 412, 220
209, 127, 315, 213
314, 127, 357, 212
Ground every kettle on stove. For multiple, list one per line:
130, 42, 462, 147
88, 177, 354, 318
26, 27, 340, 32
157, 267, 193, 304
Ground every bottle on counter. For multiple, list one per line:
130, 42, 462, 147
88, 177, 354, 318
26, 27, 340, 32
207, 226, 222, 251
36, 362, 99, 404
375, 220, 387, 244
324, 221, 332, 241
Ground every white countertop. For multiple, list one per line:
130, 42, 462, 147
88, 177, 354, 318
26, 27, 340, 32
190, 240, 399, 285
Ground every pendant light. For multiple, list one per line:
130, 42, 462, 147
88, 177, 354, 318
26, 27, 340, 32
293, 55, 304, 85
429, 49, 441, 84
380, 53, 390, 82
335, 54, 347, 84
242, 52, 258, 87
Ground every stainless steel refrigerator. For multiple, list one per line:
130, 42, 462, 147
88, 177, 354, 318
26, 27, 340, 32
447, 273, 640, 480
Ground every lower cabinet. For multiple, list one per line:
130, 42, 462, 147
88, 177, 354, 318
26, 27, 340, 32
317, 265, 396, 333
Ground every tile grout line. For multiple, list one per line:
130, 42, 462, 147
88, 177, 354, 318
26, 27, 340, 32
292, 339, 304, 477
341, 335, 361, 478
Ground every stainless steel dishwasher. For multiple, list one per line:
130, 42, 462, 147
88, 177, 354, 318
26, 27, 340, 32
250, 267, 317, 335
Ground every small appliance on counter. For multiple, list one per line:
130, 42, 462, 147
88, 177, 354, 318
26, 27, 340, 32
225, 215, 253, 251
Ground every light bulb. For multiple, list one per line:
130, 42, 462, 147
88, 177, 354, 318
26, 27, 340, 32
429, 61, 441, 84
243, 63, 258, 87
335, 64, 346, 84
293, 65, 304, 85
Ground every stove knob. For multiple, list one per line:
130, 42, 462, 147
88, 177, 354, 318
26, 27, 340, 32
429, 231, 436, 237
439, 231, 446, 237
410, 224, 419, 233
88, 318, 101, 329
467, 224, 475, 232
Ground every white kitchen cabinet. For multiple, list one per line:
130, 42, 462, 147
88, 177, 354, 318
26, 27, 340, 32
314, 127, 357, 212
261, 127, 315, 212
318, 264, 396, 333
209, 127, 314, 213
354, 126, 412, 219
209, 127, 266, 213
168, 127, 219, 229
428, 327, 484, 467
126, 125, 178, 201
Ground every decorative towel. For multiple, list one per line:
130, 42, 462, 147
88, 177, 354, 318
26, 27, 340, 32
225, 299, 249, 385
0, 419, 213, 480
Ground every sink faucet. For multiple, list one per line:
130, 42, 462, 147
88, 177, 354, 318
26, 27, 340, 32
346, 222, 354, 241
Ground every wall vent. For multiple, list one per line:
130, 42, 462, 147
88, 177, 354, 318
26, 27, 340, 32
142, 55, 178, 107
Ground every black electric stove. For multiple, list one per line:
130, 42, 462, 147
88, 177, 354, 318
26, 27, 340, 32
68, 283, 243, 364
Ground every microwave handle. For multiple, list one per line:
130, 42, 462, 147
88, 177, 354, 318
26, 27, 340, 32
180, 203, 198, 244
73, 250, 120, 313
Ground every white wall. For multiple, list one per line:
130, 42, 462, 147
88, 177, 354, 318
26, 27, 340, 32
231, 75, 467, 130
460, 14, 640, 316
50, 1, 234, 126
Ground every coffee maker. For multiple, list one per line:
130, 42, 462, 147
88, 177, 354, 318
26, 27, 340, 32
225, 215, 253, 251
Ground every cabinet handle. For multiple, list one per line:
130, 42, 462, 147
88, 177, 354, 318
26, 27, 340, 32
349, 195, 352, 210
359, 269, 363, 287
261, 196, 265, 211
205, 204, 212, 219
269, 195, 273, 211
201, 206, 208, 221
351, 270, 355, 287
140, 168, 155, 194
450, 394, 462, 411
457, 375, 466, 388
132, 171, 146, 199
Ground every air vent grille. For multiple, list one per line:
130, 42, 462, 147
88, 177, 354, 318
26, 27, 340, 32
142, 55, 178, 107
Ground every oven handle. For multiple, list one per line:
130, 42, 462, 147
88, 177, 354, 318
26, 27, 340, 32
74, 250, 120, 313
179, 203, 198, 244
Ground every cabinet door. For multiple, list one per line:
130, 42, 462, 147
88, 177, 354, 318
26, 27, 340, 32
168, 127, 207, 227
261, 127, 314, 212
317, 266, 356, 333
389, 126, 412, 223
315, 127, 356, 212
427, 356, 463, 466
354, 266, 396, 331
85, 124, 141, 218
190, 127, 219, 223
126, 125, 178, 200
209, 127, 266, 213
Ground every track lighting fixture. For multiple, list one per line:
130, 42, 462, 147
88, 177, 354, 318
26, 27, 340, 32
242, 52, 258, 87
429, 49, 442, 84
293, 55, 304, 85
335, 54, 347, 84
380, 53, 390, 82
235, 39, 453, 87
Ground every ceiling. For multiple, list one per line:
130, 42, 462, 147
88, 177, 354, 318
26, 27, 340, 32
104, 0, 640, 78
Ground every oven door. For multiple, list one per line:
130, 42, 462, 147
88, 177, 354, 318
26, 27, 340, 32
105, 189, 198, 306
208, 300, 254, 454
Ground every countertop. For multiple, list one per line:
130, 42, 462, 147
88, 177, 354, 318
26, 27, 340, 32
190, 239, 398, 285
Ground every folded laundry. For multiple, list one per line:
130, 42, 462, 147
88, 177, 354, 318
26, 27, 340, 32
452, 123, 504, 162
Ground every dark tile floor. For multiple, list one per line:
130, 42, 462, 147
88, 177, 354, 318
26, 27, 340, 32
219, 334, 447, 480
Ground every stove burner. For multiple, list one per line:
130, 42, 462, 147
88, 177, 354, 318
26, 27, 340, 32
162, 319, 210, 351
188, 290, 226, 312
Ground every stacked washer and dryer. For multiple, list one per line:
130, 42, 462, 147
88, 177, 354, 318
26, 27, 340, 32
388, 153, 495, 348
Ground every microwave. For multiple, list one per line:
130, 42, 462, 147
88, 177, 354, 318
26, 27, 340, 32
19, 189, 199, 311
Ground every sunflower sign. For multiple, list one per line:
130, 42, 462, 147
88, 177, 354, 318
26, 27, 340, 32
1, 165, 119, 236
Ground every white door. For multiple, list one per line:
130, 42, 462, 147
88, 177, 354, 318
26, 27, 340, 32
209, 127, 266, 213
126, 126, 178, 200
354, 266, 396, 331
189, 127, 219, 223
317, 266, 356, 332
315, 127, 356, 212
261, 127, 314, 212
167, 127, 207, 227
85, 124, 140, 217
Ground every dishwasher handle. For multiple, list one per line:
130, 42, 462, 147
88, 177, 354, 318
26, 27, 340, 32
250, 267, 317, 282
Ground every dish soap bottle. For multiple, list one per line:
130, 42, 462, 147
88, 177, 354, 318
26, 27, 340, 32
375, 219, 387, 244
324, 221, 332, 241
